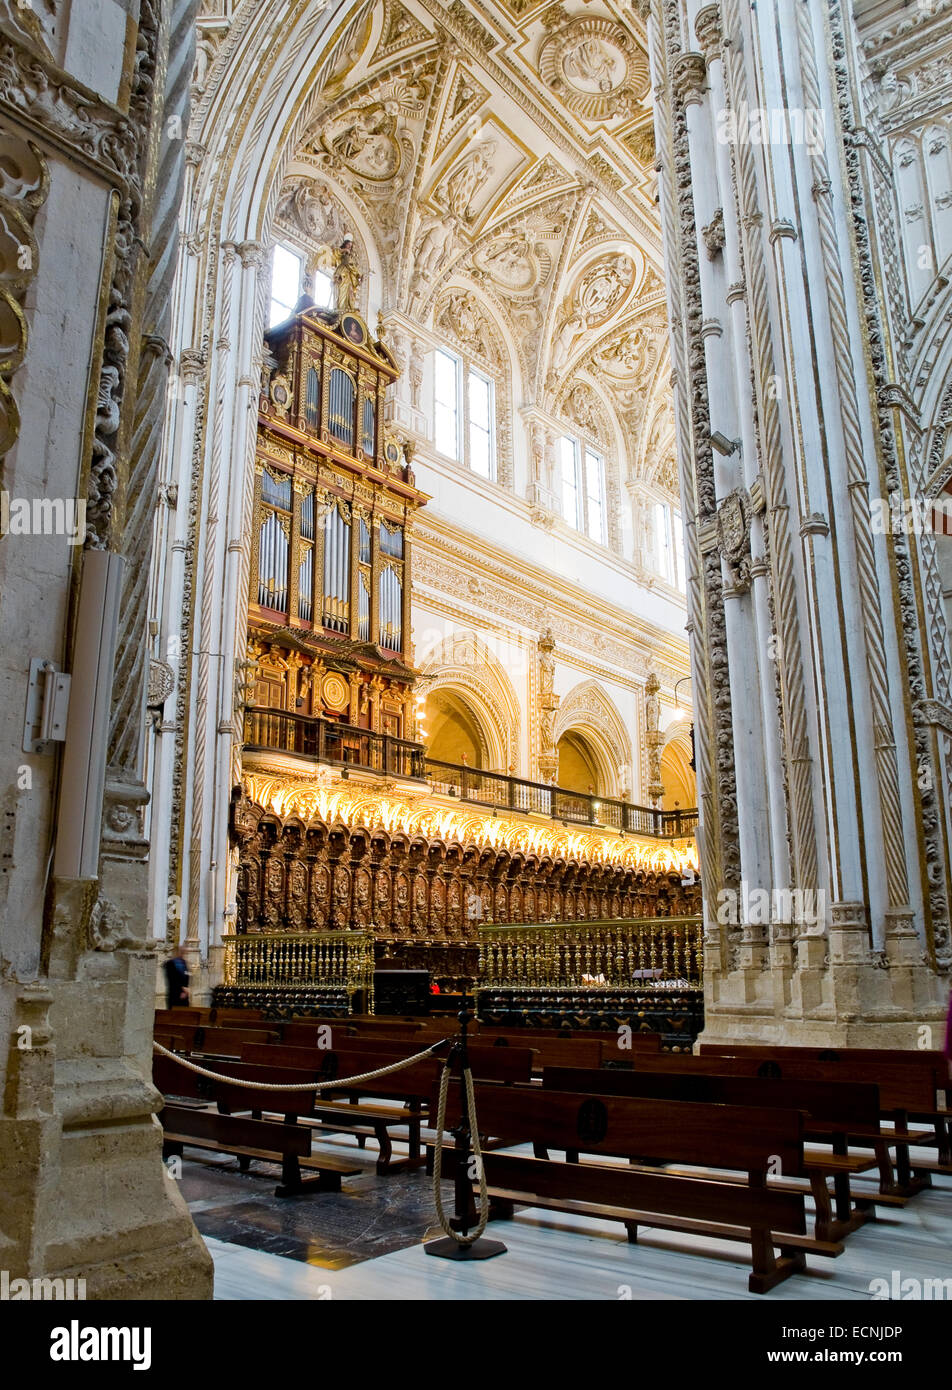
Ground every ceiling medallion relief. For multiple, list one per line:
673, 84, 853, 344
548, 251, 638, 383
538, 15, 650, 123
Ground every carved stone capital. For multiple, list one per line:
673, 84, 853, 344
671, 51, 707, 107
238, 239, 265, 269
694, 5, 722, 63
799, 512, 830, 538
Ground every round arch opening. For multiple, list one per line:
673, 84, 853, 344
424, 688, 492, 770
660, 740, 696, 811
556, 730, 603, 796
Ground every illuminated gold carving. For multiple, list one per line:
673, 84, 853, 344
241, 770, 698, 874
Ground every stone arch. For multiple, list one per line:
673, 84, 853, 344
418, 631, 522, 775
554, 681, 631, 801
154, 0, 383, 954
661, 718, 696, 811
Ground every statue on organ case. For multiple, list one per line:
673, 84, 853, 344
333, 236, 362, 315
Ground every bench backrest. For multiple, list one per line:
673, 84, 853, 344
188, 1025, 280, 1055
482, 1151, 806, 1235
160, 1104, 311, 1156
699, 1043, 946, 1067
240, 1041, 534, 1087
480, 1033, 604, 1070
671, 1050, 942, 1112
470, 1083, 805, 1176
542, 1065, 880, 1128
154, 1008, 204, 1027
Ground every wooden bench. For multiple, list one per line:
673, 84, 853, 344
541, 1065, 890, 1243
234, 1046, 445, 1174
281, 1018, 425, 1046
449, 1084, 835, 1293
154, 1008, 205, 1028
185, 1025, 281, 1057
159, 1103, 360, 1196
690, 1046, 947, 1191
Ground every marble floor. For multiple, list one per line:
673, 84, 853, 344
178, 1130, 952, 1301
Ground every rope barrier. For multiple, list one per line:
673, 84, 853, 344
154, 1025, 493, 1249
152, 1038, 451, 1091
430, 1060, 490, 1245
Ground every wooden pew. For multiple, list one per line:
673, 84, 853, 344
233, 1045, 441, 1174
159, 1104, 359, 1196
542, 1065, 885, 1243
448, 1084, 833, 1293
689, 1046, 947, 1190
185, 1025, 281, 1057
281, 1018, 425, 1044
239, 1040, 534, 1086
154, 1008, 205, 1028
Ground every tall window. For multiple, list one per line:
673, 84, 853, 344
652, 500, 685, 589
672, 507, 685, 591
434, 349, 460, 459
585, 448, 605, 543
559, 434, 607, 542
468, 370, 493, 478
311, 268, 334, 311
432, 349, 496, 480
269, 244, 303, 327
560, 436, 580, 528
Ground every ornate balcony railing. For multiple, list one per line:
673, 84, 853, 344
244, 707, 426, 779
243, 706, 698, 840
427, 760, 698, 838
222, 930, 376, 1010
477, 916, 703, 992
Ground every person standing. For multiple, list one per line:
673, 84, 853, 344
163, 951, 190, 1009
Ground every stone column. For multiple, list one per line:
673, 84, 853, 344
0, 0, 212, 1296
648, 0, 949, 1043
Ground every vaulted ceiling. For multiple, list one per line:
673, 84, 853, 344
198, 0, 676, 491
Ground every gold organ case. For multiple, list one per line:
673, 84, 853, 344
247, 300, 427, 757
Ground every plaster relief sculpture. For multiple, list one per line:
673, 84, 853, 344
436, 288, 498, 363
413, 213, 460, 283
275, 177, 347, 244
538, 16, 649, 122
319, 101, 401, 181
443, 140, 496, 221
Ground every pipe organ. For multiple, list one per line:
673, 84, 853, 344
248, 299, 427, 742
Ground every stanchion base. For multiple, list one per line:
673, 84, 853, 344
423, 1236, 507, 1260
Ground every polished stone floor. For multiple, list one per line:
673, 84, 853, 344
179, 1128, 952, 1301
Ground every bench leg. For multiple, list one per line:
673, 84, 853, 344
809, 1172, 870, 1244
237, 1153, 253, 1173
374, 1123, 394, 1174
624, 1222, 638, 1245
408, 1115, 422, 1166
276, 1153, 303, 1197
748, 1228, 806, 1295
889, 1110, 931, 1195
488, 1195, 515, 1222
162, 1140, 184, 1161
